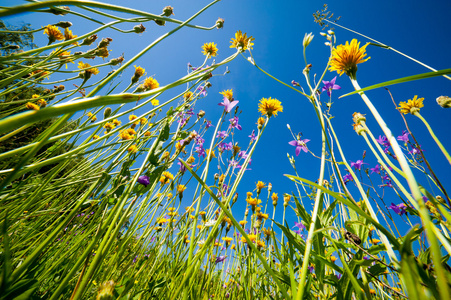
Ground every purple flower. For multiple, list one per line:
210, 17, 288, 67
137, 175, 150, 186
321, 76, 341, 97
308, 265, 314, 272
205, 120, 213, 129
389, 203, 407, 216
197, 86, 207, 97
288, 139, 310, 156
370, 164, 381, 174
336, 274, 342, 280
376, 135, 390, 147
397, 130, 409, 143
343, 173, 353, 184
195, 144, 206, 157
219, 142, 233, 152
215, 255, 227, 264
350, 160, 367, 171
293, 221, 306, 231
238, 151, 248, 160
291, 80, 300, 87
219, 97, 239, 113
178, 161, 187, 174
248, 130, 256, 141
217, 131, 228, 139
229, 116, 242, 130
363, 256, 369, 260
409, 144, 423, 155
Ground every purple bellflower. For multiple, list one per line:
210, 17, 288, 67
288, 139, 310, 156
219, 97, 238, 113
397, 130, 409, 143
137, 175, 150, 186
350, 160, 367, 170
389, 203, 407, 216
321, 76, 341, 97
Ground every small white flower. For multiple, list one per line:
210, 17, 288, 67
205, 220, 216, 227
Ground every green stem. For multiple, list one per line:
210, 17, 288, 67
414, 111, 451, 165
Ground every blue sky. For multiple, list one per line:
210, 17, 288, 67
3, 0, 451, 235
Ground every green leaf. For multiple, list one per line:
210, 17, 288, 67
339, 68, 451, 98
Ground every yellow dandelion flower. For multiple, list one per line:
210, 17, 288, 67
183, 91, 193, 101
167, 211, 178, 217
103, 122, 115, 132
78, 61, 99, 76
220, 89, 234, 101
256, 212, 269, 220
239, 220, 247, 226
166, 193, 173, 199
93, 135, 100, 140
271, 193, 278, 202
230, 30, 254, 51
202, 42, 218, 57
140, 117, 147, 125
37, 99, 47, 107
32, 94, 39, 99
151, 99, 159, 106
329, 39, 370, 78
143, 76, 159, 91
241, 234, 257, 243
257, 240, 266, 249
258, 97, 283, 117
128, 145, 138, 153
119, 130, 132, 140
26, 102, 40, 110
44, 25, 64, 42
256, 181, 266, 193
187, 156, 195, 164
222, 237, 233, 244
64, 28, 78, 45
134, 65, 145, 77
112, 119, 121, 126
177, 185, 187, 193
231, 244, 236, 250
246, 197, 262, 206
144, 131, 151, 137
330, 255, 337, 262
371, 239, 380, 244
398, 95, 424, 114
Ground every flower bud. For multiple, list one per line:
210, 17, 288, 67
133, 24, 146, 34
216, 18, 225, 29
96, 280, 115, 300
104, 107, 112, 119
110, 56, 124, 66
98, 37, 112, 49
49, 6, 70, 15
283, 194, 291, 207
352, 112, 366, 124
154, 19, 165, 26
55, 21, 72, 28
303, 32, 314, 48
81, 34, 97, 46
320, 32, 327, 36
162, 6, 174, 17
197, 110, 205, 118
436, 96, 451, 108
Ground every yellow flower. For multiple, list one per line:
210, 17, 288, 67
220, 89, 233, 101
159, 171, 174, 185
330, 255, 337, 262
166, 193, 173, 199
271, 193, 278, 202
222, 237, 233, 244
127, 145, 138, 153
44, 25, 64, 42
134, 65, 145, 77
64, 28, 78, 45
177, 185, 187, 193
246, 197, 262, 206
231, 244, 236, 250
26, 102, 40, 110
398, 95, 424, 114
103, 122, 115, 132
119, 130, 133, 140
257, 240, 266, 249
167, 211, 178, 217
201, 42, 218, 57
329, 39, 370, 78
140, 117, 147, 125
258, 97, 283, 117
183, 91, 193, 101
230, 30, 254, 51
262, 228, 272, 238
371, 239, 380, 244
151, 99, 159, 106
112, 119, 121, 126
92, 135, 100, 140
241, 234, 257, 243
32, 94, 39, 99
78, 61, 99, 76
144, 131, 151, 137
37, 99, 47, 107
187, 156, 195, 164
256, 212, 269, 220
143, 76, 159, 91
239, 220, 247, 227
256, 181, 266, 193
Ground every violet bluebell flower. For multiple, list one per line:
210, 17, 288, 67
219, 97, 238, 113
370, 164, 381, 174
137, 175, 150, 186
308, 265, 314, 272
350, 160, 367, 170
293, 221, 306, 231
197, 86, 207, 97
376, 135, 390, 147
248, 130, 256, 141
150, 237, 155, 243
397, 130, 409, 143
229, 159, 239, 168
321, 76, 341, 97
215, 255, 227, 264
291, 80, 300, 87
195, 144, 206, 157
363, 256, 369, 260
336, 274, 342, 280
177, 161, 187, 174
238, 151, 248, 160
409, 144, 423, 155
288, 139, 310, 156
229, 116, 242, 130
217, 131, 228, 139
389, 203, 407, 216
205, 120, 213, 129
343, 173, 353, 184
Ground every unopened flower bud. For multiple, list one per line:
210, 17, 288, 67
268, 183, 272, 193
327, 30, 335, 35
216, 18, 225, 29
104, 107, 112, 119
162, 6, 174, 17
232, 193, 238, 205
55, 21, 72, 28
303, 32, 314, 48
352, 112, 366, 124
436, 96, 451, 108
133, 24, 146, 34
283, 194, 291, 207
49, 6, 70, 15
197, 110, 205, 118
98, 37, 112, 49
110, 56, 124, 66
154, 19, 165, 26
319, 32, 327, 36
81, 34, 97, 46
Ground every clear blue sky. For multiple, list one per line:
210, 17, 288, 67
3, 0, 451, 234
